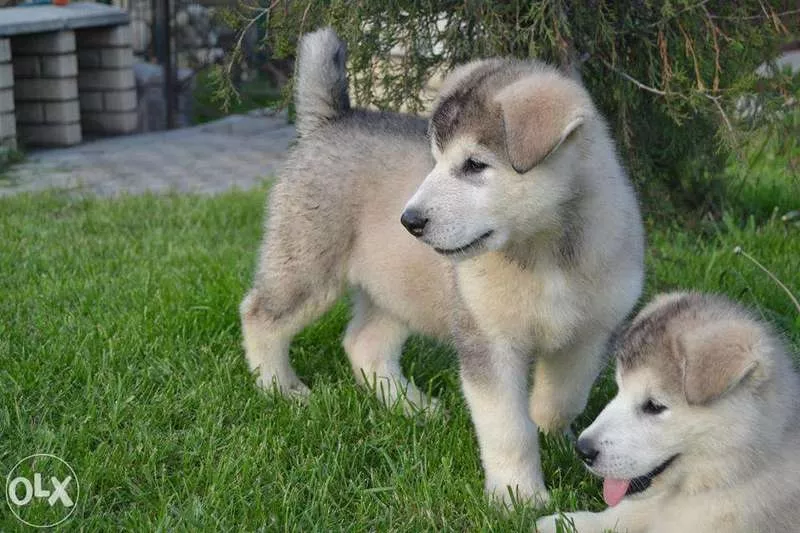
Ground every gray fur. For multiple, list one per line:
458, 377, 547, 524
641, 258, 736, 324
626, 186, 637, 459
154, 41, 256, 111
615, 293, 697, 369
240, 28, 645, 506
294, 28, 351, 137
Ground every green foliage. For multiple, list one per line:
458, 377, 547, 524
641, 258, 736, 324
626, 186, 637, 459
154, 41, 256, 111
192, 68, 282, 124
225, 0, 797, 216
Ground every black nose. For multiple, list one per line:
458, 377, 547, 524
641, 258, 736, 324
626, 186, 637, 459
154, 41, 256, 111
575, 437, 599, 466
400, 209, 429, 237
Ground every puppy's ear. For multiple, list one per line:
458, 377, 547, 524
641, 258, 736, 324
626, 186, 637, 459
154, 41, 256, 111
494, 75, 590, 174
429, 59, 506, 148
676, 321, 762, 405
437, 59, 505, 100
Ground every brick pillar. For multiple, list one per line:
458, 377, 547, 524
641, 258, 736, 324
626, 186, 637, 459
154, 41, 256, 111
76, 26, 137, 135
0, 38, 17, 150
10, 31, 81, 147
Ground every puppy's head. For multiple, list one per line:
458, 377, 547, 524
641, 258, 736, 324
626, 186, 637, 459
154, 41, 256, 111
577, 292, 790, 507
400, 59, 596, 259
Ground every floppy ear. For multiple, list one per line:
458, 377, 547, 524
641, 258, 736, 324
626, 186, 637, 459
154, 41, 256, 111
494, 75, 589, 174
436, 59, 505, 99
676, 321, 762, 405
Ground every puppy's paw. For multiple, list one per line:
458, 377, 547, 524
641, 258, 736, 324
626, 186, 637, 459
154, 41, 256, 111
255, 371, 310, 400
535, 514, 558, 533
536, 513, 578, 533
401, 390, 445, 418
368, 376, 443, 418
486, 480, 550, 509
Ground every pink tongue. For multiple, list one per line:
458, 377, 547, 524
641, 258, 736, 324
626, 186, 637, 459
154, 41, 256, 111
603, 478, 631, 507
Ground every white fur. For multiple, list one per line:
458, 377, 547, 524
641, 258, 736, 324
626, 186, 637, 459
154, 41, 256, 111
537, 294, 800, 532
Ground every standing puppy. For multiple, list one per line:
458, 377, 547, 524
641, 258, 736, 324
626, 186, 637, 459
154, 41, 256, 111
240, 28, 644, 505
537, 292, 800, 531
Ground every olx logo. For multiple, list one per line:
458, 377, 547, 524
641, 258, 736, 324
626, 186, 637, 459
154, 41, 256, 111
5, 454, 79, 528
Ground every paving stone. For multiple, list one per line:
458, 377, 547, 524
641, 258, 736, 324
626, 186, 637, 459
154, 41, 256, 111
0, 110, 296, 197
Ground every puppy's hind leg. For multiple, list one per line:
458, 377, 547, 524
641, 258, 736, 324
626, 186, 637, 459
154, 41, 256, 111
343, 290, 438, 414
241, 173, 352, 399
240, 275, 342, 399
530, 331, 609, 434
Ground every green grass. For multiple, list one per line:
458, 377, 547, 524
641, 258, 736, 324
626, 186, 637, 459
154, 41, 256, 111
0, 189, 797, 531
721, 111, 800, 222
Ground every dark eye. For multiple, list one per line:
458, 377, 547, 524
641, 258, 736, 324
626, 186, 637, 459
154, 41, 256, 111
641, 399, 667, 415
463, 158, 488, 173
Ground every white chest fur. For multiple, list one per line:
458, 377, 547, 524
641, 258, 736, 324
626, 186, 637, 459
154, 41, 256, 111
456, 252, 585, 355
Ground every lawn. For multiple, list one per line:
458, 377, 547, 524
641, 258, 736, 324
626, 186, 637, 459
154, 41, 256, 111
1, 188, 797, 531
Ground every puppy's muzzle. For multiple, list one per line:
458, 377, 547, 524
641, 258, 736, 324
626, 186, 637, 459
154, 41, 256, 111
576, 437, 599, 466
400, 209, 429, 237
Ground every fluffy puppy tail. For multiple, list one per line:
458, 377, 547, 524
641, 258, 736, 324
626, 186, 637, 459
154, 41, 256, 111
294, 28, 351, 137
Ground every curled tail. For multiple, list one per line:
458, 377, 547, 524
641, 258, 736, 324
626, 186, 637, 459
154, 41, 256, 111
294, 28, 351, 136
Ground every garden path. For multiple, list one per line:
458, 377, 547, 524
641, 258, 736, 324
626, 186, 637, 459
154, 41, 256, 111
0, 109, 295, 196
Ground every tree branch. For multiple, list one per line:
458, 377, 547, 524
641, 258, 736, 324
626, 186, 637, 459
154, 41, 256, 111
602, 59, 735, 136
708, 7, 800, 21
704, 93, 734, 133
647, 0, 711, 28
601, 60, 669, 96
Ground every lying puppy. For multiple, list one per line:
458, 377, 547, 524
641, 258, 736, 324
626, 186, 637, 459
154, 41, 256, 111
537, 292, 800, 532
240, 28, 644, 504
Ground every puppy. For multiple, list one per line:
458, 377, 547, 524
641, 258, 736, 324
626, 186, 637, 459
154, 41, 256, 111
240, 28, 644, 504
537, 292, 800, 531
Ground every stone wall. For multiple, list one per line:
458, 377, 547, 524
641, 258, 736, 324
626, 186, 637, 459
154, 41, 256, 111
3, 27, 138, 147
76, 25, 137, 135
10, 31, 81, 147
0, 38, 15, 149
0, 3, 137, 148
133, 61, 194, 132
122, 0, 225, 69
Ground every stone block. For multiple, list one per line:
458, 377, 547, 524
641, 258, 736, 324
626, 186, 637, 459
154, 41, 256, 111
82, 110, 137, 133
79, 91, 104, 112
42, 54, 78, 77
103, 89, 137, 112
78, 69, 134, 90
12, 56, 40, 78
0, 39, 10, 63
14, 77, 78, 101
78, 49, 101, 69
131, 19, 150, 54
15, 102, 44, 124
0, 63, 13, 90
44, 100, 80, 123
18, 122, 81, 146
12, 31, 76, 55
101, 47, 134, 69
76, 26, 131, 48
0, 88, 14, 113
0, 112, 17, 138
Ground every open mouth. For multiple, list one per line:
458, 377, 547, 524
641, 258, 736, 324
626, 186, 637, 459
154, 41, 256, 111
603, 454, 679, 507
433, 230, 494, 256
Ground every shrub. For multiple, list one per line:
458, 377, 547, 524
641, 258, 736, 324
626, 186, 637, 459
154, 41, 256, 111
219, 1, 798, 217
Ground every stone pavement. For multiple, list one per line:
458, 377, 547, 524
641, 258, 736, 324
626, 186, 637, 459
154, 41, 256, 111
0, 109, 296, 196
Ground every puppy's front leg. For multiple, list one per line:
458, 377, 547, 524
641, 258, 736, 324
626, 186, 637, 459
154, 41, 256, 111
458, 335, 548, 506
536, 499, 655, 533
